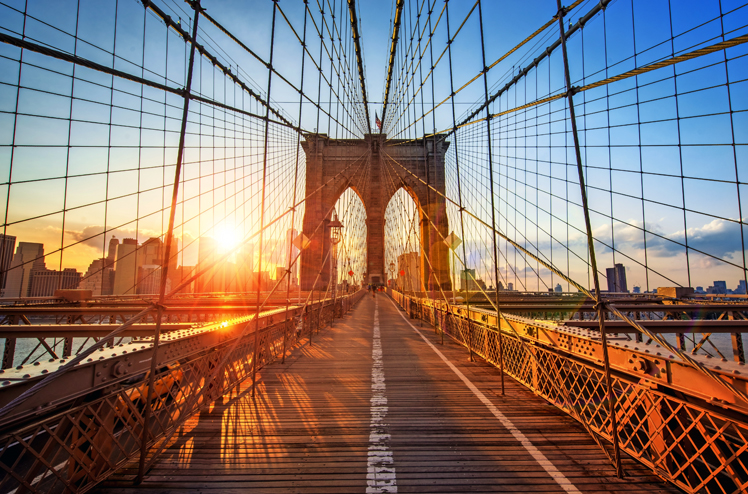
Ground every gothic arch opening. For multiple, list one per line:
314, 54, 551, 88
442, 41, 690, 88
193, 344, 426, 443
300, 134, 451, 291
385, 187, 422, 292
333, 187, 367, 289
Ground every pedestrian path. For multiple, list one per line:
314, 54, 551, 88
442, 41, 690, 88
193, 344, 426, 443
96, 295, 677, 493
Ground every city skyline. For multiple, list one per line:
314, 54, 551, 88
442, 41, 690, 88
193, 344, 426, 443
0, 227, 309, 297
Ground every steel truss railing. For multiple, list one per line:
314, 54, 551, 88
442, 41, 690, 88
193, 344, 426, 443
0, 290, 365, 494
392, 291, 748, 494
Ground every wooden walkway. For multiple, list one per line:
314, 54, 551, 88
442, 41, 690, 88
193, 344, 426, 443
97, 295, 678, 493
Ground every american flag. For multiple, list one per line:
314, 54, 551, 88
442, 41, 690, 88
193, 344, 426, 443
375, 112, 382, 130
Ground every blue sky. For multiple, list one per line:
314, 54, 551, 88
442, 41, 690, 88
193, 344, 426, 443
0, 0, 747, 292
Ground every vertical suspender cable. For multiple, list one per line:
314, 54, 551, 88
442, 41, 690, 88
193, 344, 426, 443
252, 0, 279, 398
136, 0, 202, 484
282, 0, 310, 364
475, 0, 504, 393
554, 0, 622, 477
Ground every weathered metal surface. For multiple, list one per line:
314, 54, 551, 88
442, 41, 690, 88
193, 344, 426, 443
393, 291, 748, 494
0, 324, 193, 338
0, 290, 365, 494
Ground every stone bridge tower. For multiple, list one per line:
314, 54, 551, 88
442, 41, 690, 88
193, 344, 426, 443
300, 133, 451, 292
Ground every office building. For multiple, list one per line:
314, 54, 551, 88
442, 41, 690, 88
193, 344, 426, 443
196, 237, 222, 293
460, 268, 482, 291
112, 238, 140, 295
79, 258, 115, 296
232, 243, 256, 292
4, 242, 45, 298
555, 283, 562, 293
736, 280, 747, 295
707, 281, 728, 294
253, 271, 271, 291
275, 265, 290, 291
0, 234, 16, 292
29, 268, 80, 297
107, 236, 119, 264
606, 263, 628, 293
137, 264, 162, 294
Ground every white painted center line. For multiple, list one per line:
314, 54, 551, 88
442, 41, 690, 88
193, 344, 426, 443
387, 296, 581, 494
366, 299, 397, 493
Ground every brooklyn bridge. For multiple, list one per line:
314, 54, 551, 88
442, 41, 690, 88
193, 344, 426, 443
0, 0, 746, 492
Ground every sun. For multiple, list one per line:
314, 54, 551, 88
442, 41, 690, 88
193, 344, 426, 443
214, 225, 241, 253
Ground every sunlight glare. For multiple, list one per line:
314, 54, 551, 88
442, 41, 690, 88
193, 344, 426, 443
214, 225, 241, 253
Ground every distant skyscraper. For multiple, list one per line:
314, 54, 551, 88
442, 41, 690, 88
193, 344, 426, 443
137, 265, 162, 294
196, 237, 221, 293
275, 265, 288, 291
79, 258, 115, 296
253, 271, 271, 291
554, 283, 562, 293
174, 265, 196, 294
633, 285, 641, 294
710, 280, 728, 294
4, 242, 45, 298
460, 268, 480, 291
107, 236, 119, 264
235, 243, 255, 292
507, 282, 514, 291
30, 268, 80, 297
136, 237, 177, 294
113, 238, 140, 295
606, 263, 628, 293
736, 280, 747, 295
0, 234, 16, 291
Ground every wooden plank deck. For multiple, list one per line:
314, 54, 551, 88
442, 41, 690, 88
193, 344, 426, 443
96, 295, 679, 493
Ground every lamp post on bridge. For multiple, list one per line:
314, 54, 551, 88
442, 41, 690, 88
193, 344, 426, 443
328, 214, 343, 322
389, 261, 395, 291
444, 231, 462, 304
